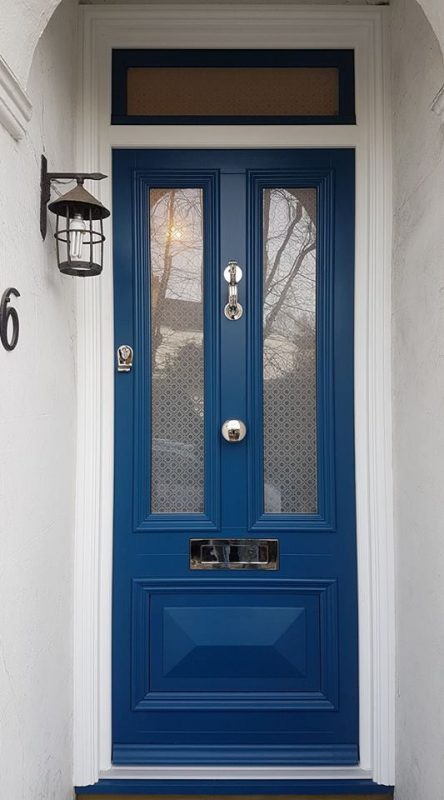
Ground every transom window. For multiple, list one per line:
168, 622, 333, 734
112, 49, 355, 125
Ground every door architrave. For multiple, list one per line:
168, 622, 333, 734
74, 3, 394, 788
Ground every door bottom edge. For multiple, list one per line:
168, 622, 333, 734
75, 778, 393, 796
111, 745, 359, 766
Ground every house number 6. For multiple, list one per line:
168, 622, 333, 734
0, 288, 20, 351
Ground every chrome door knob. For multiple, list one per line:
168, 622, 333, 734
221, 419, 247, 442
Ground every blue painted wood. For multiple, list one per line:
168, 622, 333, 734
112, 743, 358, 766
248, 170, 335, 531
131, 169, 220, 531
112, 149, 357, 768
111, 49, 356, 126
131, 579, 338, 709
76, 779, 393, 795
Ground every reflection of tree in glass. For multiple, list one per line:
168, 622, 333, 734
263, 188, 317, 514
147, 186, 317, 515
150, 188, 203, 363
149, 188, 204, 514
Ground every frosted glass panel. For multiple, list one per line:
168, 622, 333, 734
150, 188, 204, 513
263, 188, 317, 514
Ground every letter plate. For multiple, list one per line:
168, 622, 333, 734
190, 538, 278, 570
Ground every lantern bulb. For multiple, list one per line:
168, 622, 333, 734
70, 213, 87, 261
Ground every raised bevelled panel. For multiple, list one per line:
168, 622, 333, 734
263, 188, 317, 514
155, 604, 306, 691
149, 188, 204, 513
137, 584, 335, 703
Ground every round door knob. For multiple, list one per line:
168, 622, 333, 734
221, 419, 247, 442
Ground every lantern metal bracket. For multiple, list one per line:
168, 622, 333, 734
40, 154, 107, 240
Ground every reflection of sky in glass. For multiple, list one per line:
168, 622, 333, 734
150, 188, 203, 304
150, 188, 203, 373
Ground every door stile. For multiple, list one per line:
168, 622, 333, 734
220, 170, 248, 532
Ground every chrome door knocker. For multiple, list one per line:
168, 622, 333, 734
223, 260, 243, 320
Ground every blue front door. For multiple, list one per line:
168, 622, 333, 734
112, 149, 358, 766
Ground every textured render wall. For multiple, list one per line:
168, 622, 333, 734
417, 0, 444, 58
391, 1, 444, 798
0, 1, 78, 798
0, 0, 61, 89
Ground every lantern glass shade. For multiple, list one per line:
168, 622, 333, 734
48, 183, 110, 277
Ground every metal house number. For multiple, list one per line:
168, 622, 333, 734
0, 288, 20, 351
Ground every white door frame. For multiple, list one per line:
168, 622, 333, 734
74, 3, 394, 788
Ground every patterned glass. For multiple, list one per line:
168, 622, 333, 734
149, 188, 204, 513
263, 188, 317, 514
127, 67, 339, 118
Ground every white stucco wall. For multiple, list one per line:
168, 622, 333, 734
391, 1, 444, 798
0, 1, 77, 798
417, 0, 444, 59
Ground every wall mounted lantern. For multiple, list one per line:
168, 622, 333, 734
40, 155, 110, 277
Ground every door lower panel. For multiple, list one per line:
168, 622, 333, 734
132, 579, 338, 709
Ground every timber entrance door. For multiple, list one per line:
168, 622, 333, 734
112, 149, 358, 766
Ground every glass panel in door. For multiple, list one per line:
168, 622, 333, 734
149, 188, 204, 514
263, 187, 317, 514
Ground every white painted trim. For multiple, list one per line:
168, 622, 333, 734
0, 55, 32, 140
100, 765, 373, 781
74, 4, 395, 789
